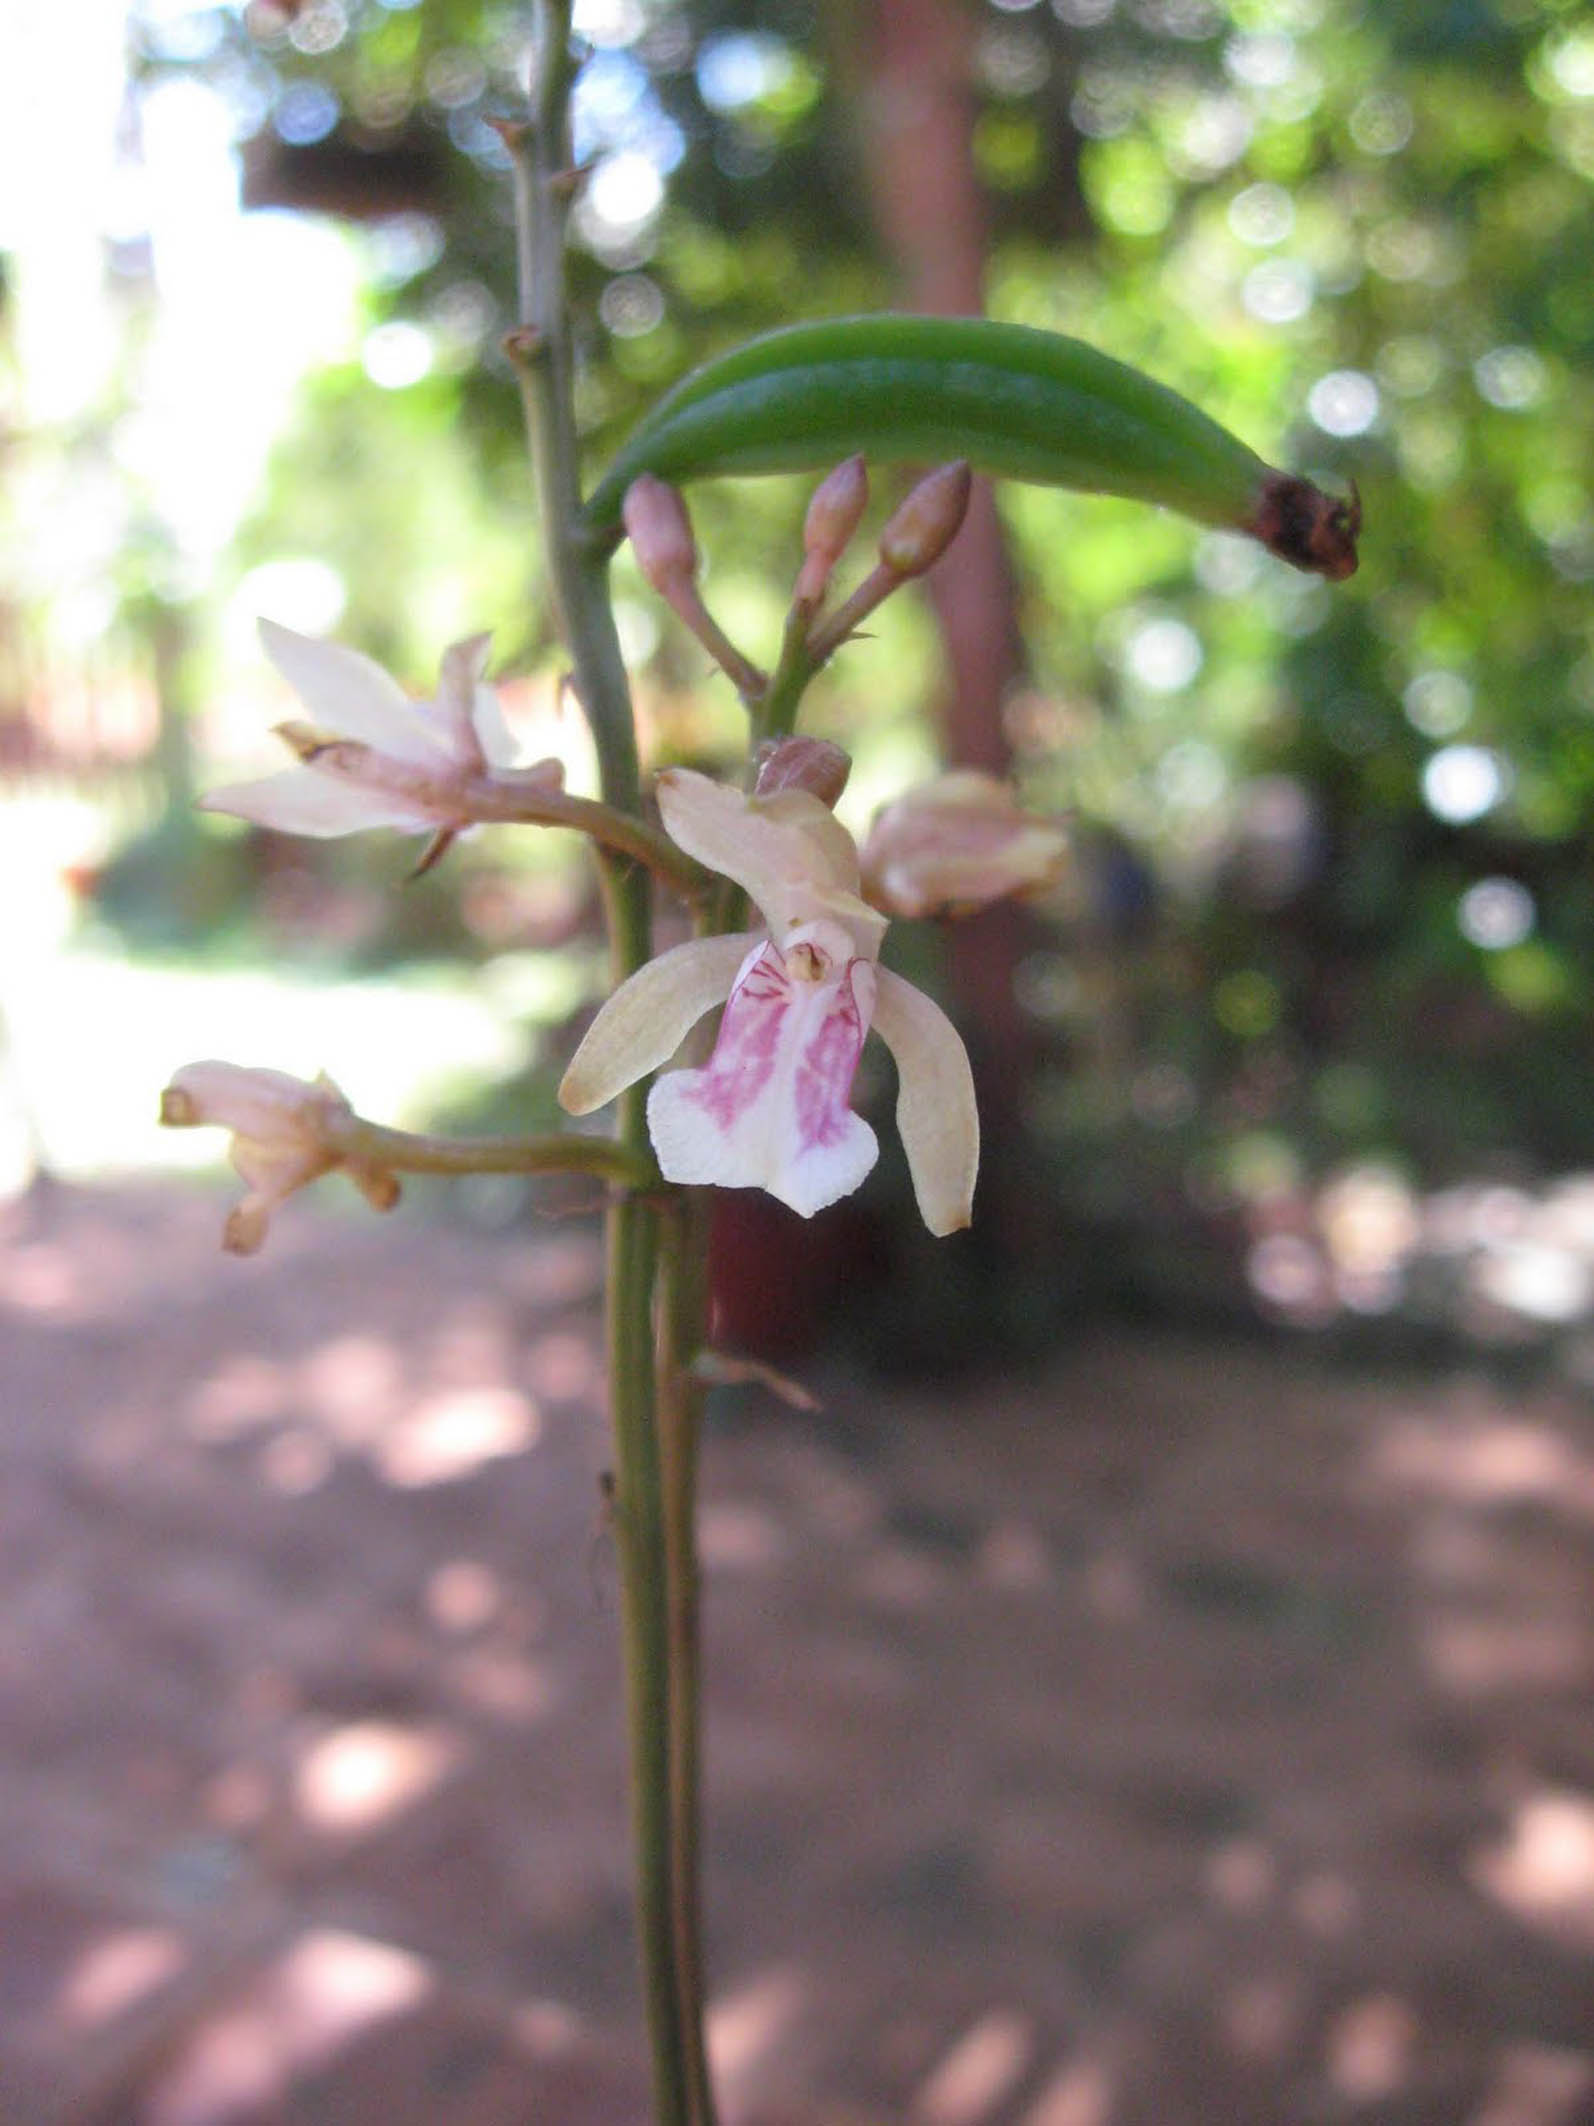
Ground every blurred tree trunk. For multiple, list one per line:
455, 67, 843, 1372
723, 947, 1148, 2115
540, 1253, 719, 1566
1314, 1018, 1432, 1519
836, 0, 1040, 1242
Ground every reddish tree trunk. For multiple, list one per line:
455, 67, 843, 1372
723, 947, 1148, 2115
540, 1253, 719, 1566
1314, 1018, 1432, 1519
852, 0, 1039, 1229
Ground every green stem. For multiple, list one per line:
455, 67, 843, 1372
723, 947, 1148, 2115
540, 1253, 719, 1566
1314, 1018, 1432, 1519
513, 13, 696, 2123
464, 779, 710, 899
656, 1189, 718, 2126
322, 1115, 655, 1189
751, 607, 821, 752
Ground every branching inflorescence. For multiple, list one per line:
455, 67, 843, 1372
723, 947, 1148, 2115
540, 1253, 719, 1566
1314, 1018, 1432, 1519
161, 9, 1358, 2118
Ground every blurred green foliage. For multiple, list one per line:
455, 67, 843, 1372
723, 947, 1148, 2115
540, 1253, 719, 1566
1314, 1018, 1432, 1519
129, 0, 1594, 1338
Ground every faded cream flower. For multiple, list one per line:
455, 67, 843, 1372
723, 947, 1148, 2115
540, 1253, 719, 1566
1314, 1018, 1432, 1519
860, 770, 1067, 920
559, 770, 978, 1234
201, 622, 563, 842
160, 1061, 398, 1254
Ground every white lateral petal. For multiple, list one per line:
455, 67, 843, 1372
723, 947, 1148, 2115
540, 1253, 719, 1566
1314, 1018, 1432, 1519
470, 682, 520, 769
871, 967, 979, 1235
258, 619, 450, 767
646, 946, 879, 1219
200, 769, 438, 838
558, 932, 753, 1116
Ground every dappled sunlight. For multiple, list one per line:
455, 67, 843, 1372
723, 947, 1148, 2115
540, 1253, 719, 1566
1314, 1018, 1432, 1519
524, 1327, 604, 1404
375, 1386, 542, 1488
0, 1240, 84, 1317
424, 1557, 504, 1635
186, 1354, 291, 1442
444, 1647, 557, 1726
706, 1966, 809, 2107
293, 1721, 460, 1838
1471, 1790, 1594, 1946
141, 1930, 434, 2126
294, 1334, 405, 1448
8, 1185, 1594, 2120
1367, 1411, 1594, 1518
256, 1425, 335, 1495
1020, 2056, 1115, 2126
1323, 1994, 1418, 2105
182, 1328, 559, 1492
912, 2008, 1036, 2125
698, 1498, 789, 1574
59, 1926, 186, 2031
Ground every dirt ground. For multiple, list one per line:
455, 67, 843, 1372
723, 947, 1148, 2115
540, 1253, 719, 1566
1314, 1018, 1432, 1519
3, 1179, 1594, 2126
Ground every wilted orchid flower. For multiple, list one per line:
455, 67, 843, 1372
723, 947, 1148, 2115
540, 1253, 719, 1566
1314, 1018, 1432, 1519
160, 1060, 398, 1255
201, 622, 564, 843
860, 770, 1067, 920
559, 770, 978, 1233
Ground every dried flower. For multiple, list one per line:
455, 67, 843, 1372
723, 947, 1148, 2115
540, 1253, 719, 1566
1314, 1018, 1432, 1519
160, 1061, 398, 1254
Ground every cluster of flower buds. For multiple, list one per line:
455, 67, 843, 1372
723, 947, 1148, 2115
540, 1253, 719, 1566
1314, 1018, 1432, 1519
620, 453, 975, 699
160, 1061, 398, 1255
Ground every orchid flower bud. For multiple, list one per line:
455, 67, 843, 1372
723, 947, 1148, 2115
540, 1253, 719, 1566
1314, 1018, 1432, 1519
621, 476, 766, 699
878, 461, 973, 579
860, 771, 1068, 920
795, 455, 869, 607
753, 736, 853, 808
623, 474, 699, 595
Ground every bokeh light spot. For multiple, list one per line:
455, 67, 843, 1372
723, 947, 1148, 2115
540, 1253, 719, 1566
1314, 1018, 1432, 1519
1307, 369, 1380, 437
1459, 878, 1534, 951
1422, 745, 1510, 825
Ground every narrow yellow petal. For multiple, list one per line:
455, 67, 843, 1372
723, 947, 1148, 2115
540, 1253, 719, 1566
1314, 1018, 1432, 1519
558, 932, 755, 1116
871, 967, 979, 1236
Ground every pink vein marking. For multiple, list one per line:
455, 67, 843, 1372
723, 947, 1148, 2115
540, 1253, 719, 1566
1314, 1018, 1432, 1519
793, 963, 865, 1152
684, 945, 791, 1129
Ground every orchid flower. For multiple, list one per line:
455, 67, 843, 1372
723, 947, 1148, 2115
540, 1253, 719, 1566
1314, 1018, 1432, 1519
860, 770, 1068, 920
559, 770, 979, 1234
160, 1061, 398, 1255
201, 622, 563, 842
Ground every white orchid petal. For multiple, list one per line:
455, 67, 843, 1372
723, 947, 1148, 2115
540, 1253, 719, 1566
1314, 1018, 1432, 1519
656, 770, 870, 942
259, 619, 450, 767
871, 966, 979, 1235
200, 769, 439, 838
558, 932, 754, 1116
646, 944, 879, 1219
471, 683, 521, 769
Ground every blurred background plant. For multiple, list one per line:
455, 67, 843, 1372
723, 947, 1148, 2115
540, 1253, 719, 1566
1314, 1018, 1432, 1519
5, 0, 1593, 1367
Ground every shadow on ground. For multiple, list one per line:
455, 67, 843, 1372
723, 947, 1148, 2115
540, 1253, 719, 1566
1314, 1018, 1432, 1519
2, 1182, 1593, 2126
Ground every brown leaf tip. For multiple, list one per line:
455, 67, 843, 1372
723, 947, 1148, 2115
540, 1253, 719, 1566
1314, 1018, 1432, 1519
1251, 472, 1362, 581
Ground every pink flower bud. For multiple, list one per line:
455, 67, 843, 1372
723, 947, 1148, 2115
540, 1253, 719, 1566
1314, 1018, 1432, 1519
878, 461, 973, 578
754, 736, 853, 808
623, 474, 698, 594
860, 771, 1068, 920
796, 455, 869, 604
